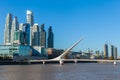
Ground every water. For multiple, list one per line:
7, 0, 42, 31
0, 63, 120, 80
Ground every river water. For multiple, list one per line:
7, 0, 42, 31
0, 63, 120, 80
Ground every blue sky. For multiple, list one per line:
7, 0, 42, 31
0, 0, 120, 57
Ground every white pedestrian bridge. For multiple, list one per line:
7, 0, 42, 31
29, 59, 120, 64
29, 59, 120, 63
28, 36, 120, 65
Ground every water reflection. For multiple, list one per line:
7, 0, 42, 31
0, 63, 120, 80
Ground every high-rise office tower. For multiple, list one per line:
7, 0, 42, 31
114, 47, 117, 60
26, 10, 34, 27
111, 45, 114, 59
20, 31, 26, 45
40, 24, 46, 48
104, 44, 108, 59
19, 23, 24, 30
11, 17, 19, 44
4, 13, 12, 45
14, 30, 25, 45
22, 23, 31, 45
33, 24, 39, 46
19, 23, 30, 45
47, 26, 54, 48
26, 10, 34, 46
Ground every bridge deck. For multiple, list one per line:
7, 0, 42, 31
29, 59, 120, 63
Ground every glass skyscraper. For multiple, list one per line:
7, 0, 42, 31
11, 17, 19, 44
40, 24, 46, 48
26, 10, 34, 27
114, 47, 117, 60
23, 23, 31, 45
111, 45, 114, 59
47, 26, 54, 48
104, 44, 108, 59
33, 24, 40, 46
4, 13, 12, 45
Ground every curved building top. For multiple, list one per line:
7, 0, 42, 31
27, 10, 33, 14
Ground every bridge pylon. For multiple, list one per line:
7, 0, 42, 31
51, 36, 85, 63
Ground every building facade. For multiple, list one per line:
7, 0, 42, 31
23, 23, 31, 45
4, 13, 12, 45
47, 26, 54, 48
40, 24, 46, 48
47, 48, 63, 59
11, 17, 19, 44
32, 24, 39, 46
0, 45, 31, 61
111, 45, 114, 59
32, 46, 47, 56
114, 47, 117, 60
26, 10, 34, 27
104, 44, 108, 59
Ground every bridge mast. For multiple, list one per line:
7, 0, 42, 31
51, 36, 85, 60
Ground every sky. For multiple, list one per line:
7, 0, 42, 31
0, 0, 120, 57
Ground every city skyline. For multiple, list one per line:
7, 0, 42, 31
0, 0, 120, 56
4, 10, 54, 48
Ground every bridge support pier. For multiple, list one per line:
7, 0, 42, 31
74, 60, 77, 64
114, 61, 117, 65
42, 61, 45, 64
59, 59, 64, 65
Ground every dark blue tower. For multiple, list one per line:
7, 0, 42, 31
47, 26, 54, 48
